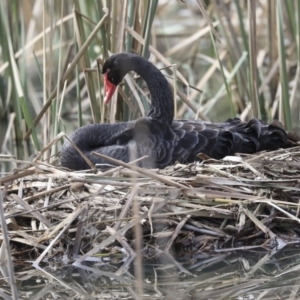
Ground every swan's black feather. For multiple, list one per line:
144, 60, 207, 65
61, 116, 292, 170
61, 53, 298, 171
133, 118, 176, 167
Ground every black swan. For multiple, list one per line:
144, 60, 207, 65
61, 52, 295, 170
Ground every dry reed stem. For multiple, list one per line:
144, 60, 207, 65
0, 192, 19, 300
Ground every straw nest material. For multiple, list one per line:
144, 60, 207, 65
1, 146, 300, 299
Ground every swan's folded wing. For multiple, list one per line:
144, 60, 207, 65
133, 118, 176, 168
171, 120, 218, 163
170, 118, 288, 163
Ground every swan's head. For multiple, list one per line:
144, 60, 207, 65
102, 53, 136, 104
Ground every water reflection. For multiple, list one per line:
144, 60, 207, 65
2, 245, 300, 299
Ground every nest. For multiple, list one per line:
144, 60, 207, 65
1, 147, 300, 299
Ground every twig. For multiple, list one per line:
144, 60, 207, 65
91, 151, 187, 189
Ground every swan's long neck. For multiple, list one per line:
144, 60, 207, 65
127, 55, 174, 125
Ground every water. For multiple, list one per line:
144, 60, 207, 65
3, 245, 300, 299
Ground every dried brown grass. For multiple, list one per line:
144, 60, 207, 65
1, 146, 300, 298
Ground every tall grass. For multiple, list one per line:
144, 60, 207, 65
0, 0, 300, 173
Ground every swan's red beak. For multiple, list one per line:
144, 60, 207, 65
104, 72, 117, 104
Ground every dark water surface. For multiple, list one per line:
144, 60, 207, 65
2, 245, 300, 299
